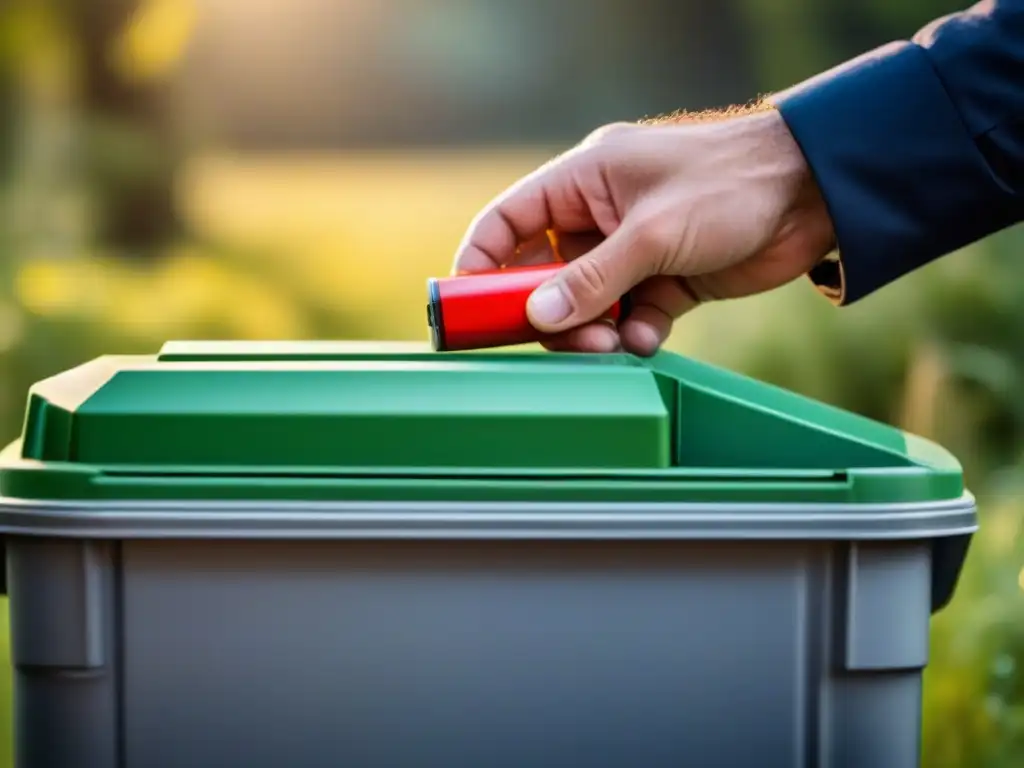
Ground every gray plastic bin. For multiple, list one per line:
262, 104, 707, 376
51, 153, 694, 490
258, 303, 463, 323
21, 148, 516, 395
0, 342, 977, 768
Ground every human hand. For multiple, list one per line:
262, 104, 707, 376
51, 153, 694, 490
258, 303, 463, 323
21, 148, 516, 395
451, 108, 836, 356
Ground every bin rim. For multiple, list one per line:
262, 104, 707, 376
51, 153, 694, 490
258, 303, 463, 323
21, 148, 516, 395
0, 493, 977, 541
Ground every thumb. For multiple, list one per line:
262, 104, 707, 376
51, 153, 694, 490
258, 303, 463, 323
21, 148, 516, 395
526, 227, 643, 333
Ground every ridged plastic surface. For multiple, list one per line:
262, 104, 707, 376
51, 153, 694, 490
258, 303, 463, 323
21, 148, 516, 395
5, 535, 953, 768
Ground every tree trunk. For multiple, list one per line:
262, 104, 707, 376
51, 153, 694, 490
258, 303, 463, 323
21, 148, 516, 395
66, 0, 181, 253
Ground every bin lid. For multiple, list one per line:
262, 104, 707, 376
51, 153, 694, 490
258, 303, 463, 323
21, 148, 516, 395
0, 341, 966, 506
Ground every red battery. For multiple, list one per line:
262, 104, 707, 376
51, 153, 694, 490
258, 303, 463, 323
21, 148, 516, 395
426, 262, 632, 352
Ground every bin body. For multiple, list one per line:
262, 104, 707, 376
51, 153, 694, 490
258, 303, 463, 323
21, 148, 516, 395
0, 342, 977, 768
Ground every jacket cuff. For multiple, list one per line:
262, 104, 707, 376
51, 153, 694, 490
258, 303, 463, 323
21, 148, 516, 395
770, 42, 1013, 305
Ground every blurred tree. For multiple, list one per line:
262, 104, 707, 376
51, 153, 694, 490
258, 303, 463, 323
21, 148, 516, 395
2, 0, 196, 258
65, 0, 193, 254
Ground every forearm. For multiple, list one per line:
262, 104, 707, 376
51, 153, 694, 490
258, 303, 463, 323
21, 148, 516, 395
771, 1, 1024, 304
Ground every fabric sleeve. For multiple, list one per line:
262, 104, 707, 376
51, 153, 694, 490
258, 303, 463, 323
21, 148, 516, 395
770, 1, 1024, 304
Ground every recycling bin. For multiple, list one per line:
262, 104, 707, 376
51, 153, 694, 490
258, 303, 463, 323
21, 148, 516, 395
0, 341, 976, 768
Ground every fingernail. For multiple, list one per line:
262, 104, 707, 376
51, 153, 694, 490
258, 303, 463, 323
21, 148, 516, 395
633, 324, 662, 355
528, 283, 572, 326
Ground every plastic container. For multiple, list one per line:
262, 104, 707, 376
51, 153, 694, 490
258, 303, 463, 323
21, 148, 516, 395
0, 341, 976, 768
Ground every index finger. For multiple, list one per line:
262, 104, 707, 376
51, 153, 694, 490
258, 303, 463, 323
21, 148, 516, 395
451, 153, 593, 274
451, 172, 555, 274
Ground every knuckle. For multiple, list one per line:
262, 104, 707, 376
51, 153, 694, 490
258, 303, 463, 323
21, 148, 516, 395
584, 121, 636, 147
628, 216, 680, 276
565, 257, 608, 301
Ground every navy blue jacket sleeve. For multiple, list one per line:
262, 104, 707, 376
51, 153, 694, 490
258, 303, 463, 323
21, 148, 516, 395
771, 1, 1024, 305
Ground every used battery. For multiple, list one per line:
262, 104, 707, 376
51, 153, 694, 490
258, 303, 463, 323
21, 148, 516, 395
426, 262, 632, 352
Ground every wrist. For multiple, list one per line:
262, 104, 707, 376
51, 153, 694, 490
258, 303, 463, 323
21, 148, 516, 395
748, 109, 837, 252
731, 110, 840, 300
741, 109, 814, 201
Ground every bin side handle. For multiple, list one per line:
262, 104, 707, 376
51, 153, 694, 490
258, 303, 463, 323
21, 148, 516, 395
931, 532, 973, 613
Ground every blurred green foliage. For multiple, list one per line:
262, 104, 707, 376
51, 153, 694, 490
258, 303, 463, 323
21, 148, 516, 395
1, 1, 1023, 767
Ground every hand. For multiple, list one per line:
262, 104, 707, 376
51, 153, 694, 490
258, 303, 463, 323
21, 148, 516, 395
451, 108, 837, 356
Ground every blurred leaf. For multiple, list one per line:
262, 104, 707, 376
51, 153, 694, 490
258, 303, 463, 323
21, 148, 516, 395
112, 0, 197, 83
944, 343, 1024, 426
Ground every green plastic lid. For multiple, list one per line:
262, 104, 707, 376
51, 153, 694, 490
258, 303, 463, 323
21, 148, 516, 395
0, 341, 965, 505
